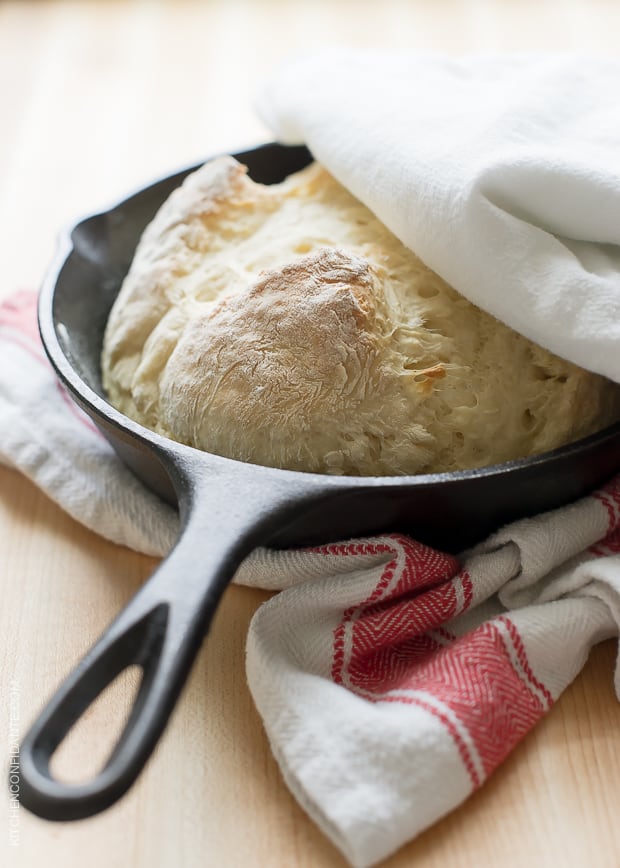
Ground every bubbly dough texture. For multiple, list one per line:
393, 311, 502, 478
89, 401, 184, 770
102, 157, 620, 475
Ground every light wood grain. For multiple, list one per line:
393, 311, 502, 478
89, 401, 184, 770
2, 1, 620, 866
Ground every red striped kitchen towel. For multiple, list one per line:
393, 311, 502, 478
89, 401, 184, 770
2, 290, 620, 867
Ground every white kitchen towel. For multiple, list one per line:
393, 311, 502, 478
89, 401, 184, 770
3, 289, 620, 866
256, 50, 620, 384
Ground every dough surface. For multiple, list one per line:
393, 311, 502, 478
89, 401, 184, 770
101, 157, 620, 475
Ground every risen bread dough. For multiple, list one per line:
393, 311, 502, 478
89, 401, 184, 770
102, 157, 620, 476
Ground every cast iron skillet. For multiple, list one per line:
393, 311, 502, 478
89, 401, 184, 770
19, 142, 620, 822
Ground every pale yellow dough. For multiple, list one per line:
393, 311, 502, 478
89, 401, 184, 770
101, 157, 620, 476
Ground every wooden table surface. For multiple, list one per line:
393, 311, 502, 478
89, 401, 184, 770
2, 1, 620, 866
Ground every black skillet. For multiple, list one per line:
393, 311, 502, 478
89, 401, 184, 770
19, 141, 620, 821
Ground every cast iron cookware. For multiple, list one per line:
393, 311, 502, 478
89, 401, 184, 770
19, 142, 620, 821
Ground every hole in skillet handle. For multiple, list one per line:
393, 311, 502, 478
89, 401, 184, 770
18, 605, 170, 820
49, 665, 144, 786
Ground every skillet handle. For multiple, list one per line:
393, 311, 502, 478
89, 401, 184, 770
17, 457, 319, 821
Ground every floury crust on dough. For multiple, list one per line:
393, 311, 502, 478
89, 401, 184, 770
101, 157, 620, 476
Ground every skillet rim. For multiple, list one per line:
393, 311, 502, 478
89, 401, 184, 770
37, 142, 620, 492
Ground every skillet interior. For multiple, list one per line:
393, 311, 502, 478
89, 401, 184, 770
43, 141, 620, 553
